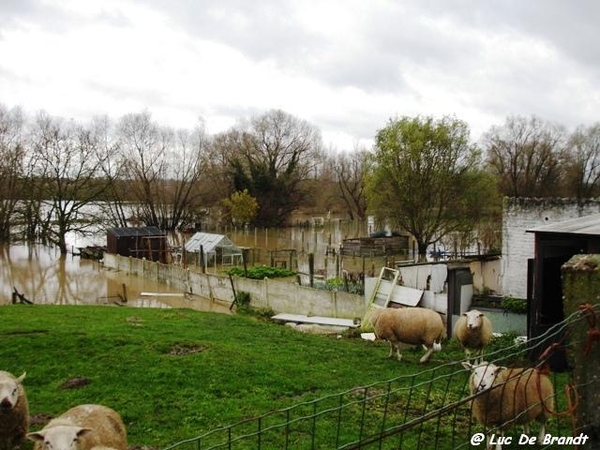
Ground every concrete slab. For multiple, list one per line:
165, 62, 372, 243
271, 313, 360, 328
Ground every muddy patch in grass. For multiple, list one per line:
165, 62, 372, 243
167, 344, 206, 356
59, 377, 92, 390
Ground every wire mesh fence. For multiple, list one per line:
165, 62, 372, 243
163, 305, 598, 450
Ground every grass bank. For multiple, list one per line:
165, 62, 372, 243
1, 304, 468, 448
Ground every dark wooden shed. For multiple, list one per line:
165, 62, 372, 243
526, 213, 600, 370
106, 226, 168, 263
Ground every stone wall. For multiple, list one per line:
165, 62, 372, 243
502, 198, 600, 299
562, 255, 600, 448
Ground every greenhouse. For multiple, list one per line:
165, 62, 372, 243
184, 232, 243, 266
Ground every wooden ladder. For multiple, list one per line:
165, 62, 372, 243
362, 267, 400, 326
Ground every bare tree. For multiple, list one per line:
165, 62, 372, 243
0, 104, 25, 242
26, 112, 113, 253
91, 115, 130, 228
484, 115, 564, 197
116, 111, 207, 230
562, 124, 600, 201
329, 148, 369, 221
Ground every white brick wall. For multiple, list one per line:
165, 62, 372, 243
502, 198, 600, 299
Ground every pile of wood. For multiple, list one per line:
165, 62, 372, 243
341, 235, 409, 256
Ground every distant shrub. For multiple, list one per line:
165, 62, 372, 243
314, 277, 363, 294
501, 296, 527, 314
225, 266, 296, 279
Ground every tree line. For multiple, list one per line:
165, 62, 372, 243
1, 103, 599, 257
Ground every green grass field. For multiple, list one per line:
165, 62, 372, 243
1, 304, 572, 449
0, 304, 471, 448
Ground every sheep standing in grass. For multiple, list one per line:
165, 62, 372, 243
454, 309, 493, 363
0, 371, 28, 450
27, 404, 127, 450
368, 307, 447, 363
462, 362, 555, 450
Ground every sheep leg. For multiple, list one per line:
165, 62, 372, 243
486, 431, 504, 450
386, 341, 394, 359
395, 342, 403, 361
537, 423, 547, 444
419, 345, 434, 363
386, 341, 403, 361
474, 349, 484, 365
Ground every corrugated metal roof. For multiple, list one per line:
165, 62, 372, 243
184, 232, 240, 254
107, 226, 165, 237
526, 213, 600, 236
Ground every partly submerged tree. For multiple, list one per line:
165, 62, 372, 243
116, 111, 208, 230
329, 148, 369, 221
0, 104, 25, 242
366, 115, 496, 258
25, 112, 113, 254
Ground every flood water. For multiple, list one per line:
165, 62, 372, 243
0, 218, 402, 310
0, 244, 230, 312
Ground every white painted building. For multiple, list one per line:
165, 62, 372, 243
501, 198, 600, 299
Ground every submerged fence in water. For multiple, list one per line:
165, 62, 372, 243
161, 305, 598, 450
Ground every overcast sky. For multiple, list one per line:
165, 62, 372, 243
1, 0, 599, 150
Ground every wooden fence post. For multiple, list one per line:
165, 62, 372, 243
562, 254, 600, 448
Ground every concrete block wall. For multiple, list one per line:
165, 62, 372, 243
502, 198, 600, 299
102, 254, 366, 318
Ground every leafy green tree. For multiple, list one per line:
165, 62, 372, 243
222, 189, 259, 225
366, 115, 492, 258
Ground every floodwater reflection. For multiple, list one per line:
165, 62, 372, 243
0, 244, 230, 313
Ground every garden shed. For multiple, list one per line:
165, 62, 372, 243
526, 213, 600, 370
184, 232, 243, 266
106, 226, 168, 263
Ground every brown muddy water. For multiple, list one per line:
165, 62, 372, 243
0, 219, 396, 311
0, 244, 231, 312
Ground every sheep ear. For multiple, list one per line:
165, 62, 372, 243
76, 427, 93, 437
462, 362, 473, 370
17, 372, 26, 383
26, 431, 46, 442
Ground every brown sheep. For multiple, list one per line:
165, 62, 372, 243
463, 362, 555, 450
0, 371, 28, 450
369, 307, 447, 363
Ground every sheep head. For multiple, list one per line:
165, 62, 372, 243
27, 425, 93, 450
462, 362, 503, 394
0, 371, 25, 412
463, 310, 484, 330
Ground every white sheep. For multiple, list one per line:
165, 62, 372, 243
368, 306, 447, 363
0, 371, 28, 450
462, 361, 555, 450
454, 309, 493, 363
27, 404, 127, 450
